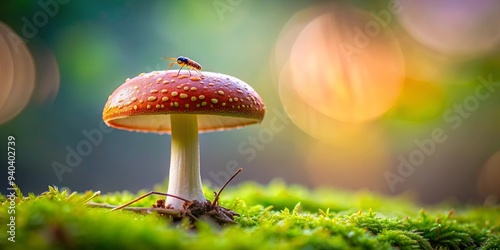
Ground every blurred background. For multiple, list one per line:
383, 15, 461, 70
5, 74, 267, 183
1, 0, 499, 205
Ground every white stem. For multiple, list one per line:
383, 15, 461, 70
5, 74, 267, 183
166, 114, 205, 209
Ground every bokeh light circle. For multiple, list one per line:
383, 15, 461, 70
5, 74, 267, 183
285, 4, 404, 123
397, 0, 500, 57
0, 22, 36, 125
280, 60, 392, 189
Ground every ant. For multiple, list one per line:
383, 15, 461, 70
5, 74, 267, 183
162, 56, 202, 76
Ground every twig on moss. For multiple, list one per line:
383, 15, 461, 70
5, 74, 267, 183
87, 202, 182, 216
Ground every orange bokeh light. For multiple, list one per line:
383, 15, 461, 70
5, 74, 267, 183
283, 4, 404, 123
279, 62, 385, 144
0, 22, 36, 125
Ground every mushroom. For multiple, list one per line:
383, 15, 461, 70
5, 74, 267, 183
102, 71, 265, 209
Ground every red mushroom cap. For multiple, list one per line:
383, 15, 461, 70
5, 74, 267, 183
103, 71, 266, 133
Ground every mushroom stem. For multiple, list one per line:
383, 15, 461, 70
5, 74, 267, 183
166, 114, 205, 208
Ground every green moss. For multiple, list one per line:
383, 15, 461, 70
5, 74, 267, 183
1, 182, 498, 249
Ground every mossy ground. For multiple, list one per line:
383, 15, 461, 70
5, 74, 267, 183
1, 181, 499, 249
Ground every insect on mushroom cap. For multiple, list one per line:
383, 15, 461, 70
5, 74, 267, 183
103, 70, 266, 134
